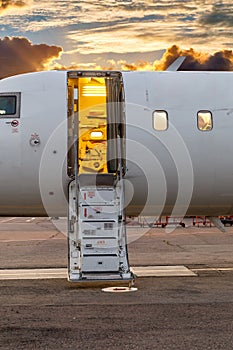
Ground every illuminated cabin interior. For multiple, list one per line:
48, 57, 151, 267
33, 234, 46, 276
78, 77, 108, 174
67, 72, 124, 177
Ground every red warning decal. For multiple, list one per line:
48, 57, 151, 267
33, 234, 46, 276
11, 120, 19, 127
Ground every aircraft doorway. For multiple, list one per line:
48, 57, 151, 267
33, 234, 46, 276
67, 71, 125, 178
67, 71, 132, 283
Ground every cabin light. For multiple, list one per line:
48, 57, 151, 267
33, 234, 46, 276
90, 131, 103, 139
82, 85, 106, 97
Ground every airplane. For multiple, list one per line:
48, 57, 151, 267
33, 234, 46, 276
0, 58, 232, 282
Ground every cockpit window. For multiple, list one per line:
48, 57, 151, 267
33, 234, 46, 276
197, 111, 212, 131
0, 93, 20, 118
153, 110, 168, 131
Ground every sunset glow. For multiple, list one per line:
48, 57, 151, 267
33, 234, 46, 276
0, 0, 232, 76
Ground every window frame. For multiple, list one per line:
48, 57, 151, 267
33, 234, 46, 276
152, 110, 168, 131
197, 110, 213, 132
0, 92, 21, 118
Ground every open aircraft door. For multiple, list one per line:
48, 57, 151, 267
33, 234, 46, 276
67, 71, 133, 283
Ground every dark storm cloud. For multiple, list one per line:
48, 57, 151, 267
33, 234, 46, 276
199, 4, 233, 27
0, 36, 62, 79
155, 45, 233, 71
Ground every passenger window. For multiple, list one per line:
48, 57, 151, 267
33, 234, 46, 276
0, 93, 20, 118
153, 110, 168, 131
197, 111, 212, 131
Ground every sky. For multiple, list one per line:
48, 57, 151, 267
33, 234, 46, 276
0, 0, 232, 78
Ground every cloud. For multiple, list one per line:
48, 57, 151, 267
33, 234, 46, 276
0, 36, 62, 79
0, 37, 232, 80
53, 57, 158, 72
54, 45, 233, 72
0, 0, 29, 14
154, 45, 233, 71
63, 1, 232, 56
0, 0, 232, 62
69, 45, 233, 71
199, 3, 233, 27
115, 59, 155, 71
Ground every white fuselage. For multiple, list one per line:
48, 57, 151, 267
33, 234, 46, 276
0, 70, 232, 217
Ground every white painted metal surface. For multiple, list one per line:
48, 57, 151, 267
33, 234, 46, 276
68, 178, 132, 282
0, 70, 232, 217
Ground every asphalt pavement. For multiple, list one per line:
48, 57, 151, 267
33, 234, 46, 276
1, 217, 233, 349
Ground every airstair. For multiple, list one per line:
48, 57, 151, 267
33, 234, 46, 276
68, 173, 132, 282
67, 71, 133, 283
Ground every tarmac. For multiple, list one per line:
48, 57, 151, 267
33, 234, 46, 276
1, 216, 233, 270
1, 217, 233, 349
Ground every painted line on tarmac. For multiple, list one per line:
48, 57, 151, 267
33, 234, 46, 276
26, 217, 36, 222
0, 268, 67, 280
0, 238, 65, 243
192, 267, 233, 273
1, 266, 233, 280
0, 266, 197, 280
132, 265, 197, 277
0, 217, 17, 223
